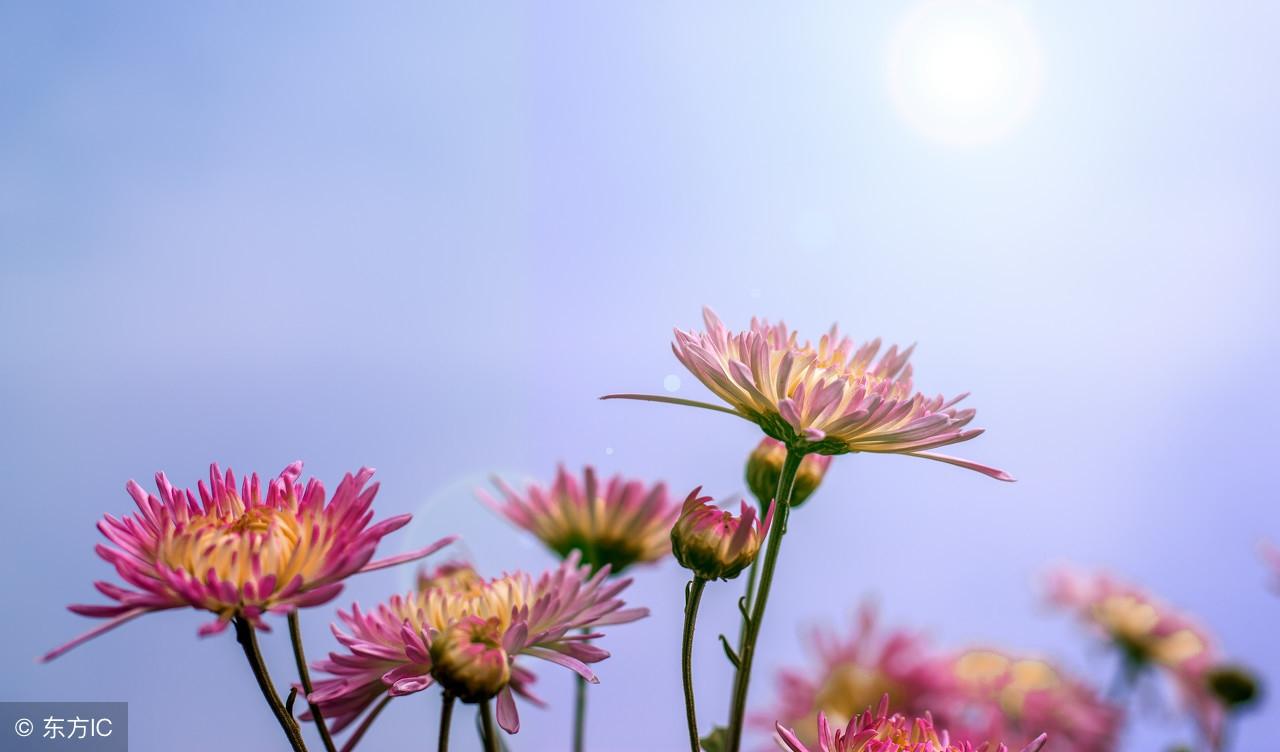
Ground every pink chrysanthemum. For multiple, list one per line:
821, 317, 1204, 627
622, 308, 1010, 480
764, 606, 950, 747
480, 465, 678, 574
774, 696, 1048, 752
44, 462, 453, 661
1046, 567, 1223, 746
936, 649, 1120, 752
308, 554, 646, 735
670, 488, 772, 581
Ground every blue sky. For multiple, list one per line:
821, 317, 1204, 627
2, 3, 1277, 750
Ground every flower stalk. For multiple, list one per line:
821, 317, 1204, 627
725, 446, 803, 751
573, 671, 588, 752
288, 612, 337, 752
681, 577, 708, 752
233, 615, 309, 752
438, 693, 455, 752
341, 696, 389, 752
734, 558, 759, 661
479, 699, 500, 752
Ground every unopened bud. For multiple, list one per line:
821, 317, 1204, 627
1206, 664, 1261, 710
746, 438, 832, 509
430, 616, 511, 702
671, 488, 771, 581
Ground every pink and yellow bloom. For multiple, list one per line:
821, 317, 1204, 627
44, 462, 453, 661
937, 649, 1120, 752
650, 308, 1010, 480
308, 554, 646, 735
774, 696, 1048, 752
1046, 567, 1223, 747
765, 606, 950, 747
480, 465, 677, 574
670, 488, 772, 581
747, 437, 833, 508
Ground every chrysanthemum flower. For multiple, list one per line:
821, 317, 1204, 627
1046, 567, 1225, 746
938, 649, 1120, 752
630, 308, 1010, 480
774, 696, 1048, 752
43, 462, 454, 661
307, 554, 646, 735
765, 606, 950, 747
480, 465, 678, 574
1047, 568, 1214, 676
747, 438, 833, 508
670, 488, 772, 581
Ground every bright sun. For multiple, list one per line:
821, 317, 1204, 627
887, 0, 1044, 146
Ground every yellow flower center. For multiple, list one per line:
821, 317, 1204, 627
814, 663, 902, 731
415, 572, 533, 636
954, 651, 1061, 718
154, 496, 318, 597
1093, 595, 1206, 668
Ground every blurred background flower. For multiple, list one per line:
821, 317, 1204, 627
481, 466, 677, 575
1047, 566, 1262, 749
763, 606, 949, 746
938, 648, 1120, 752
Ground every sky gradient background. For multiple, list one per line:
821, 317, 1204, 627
2, 2, 1278, 750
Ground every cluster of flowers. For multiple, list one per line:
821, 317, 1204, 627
766, 604, 1119, 752
39, 308, 1265, 752
1046, 568, 1260, 749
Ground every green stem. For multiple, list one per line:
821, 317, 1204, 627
725, 447, 803, 752
573, 671, 587, 752
438, 693, 455, 752
479, 699, 500, 752
340, 695, 389, 752
233, 615, 309, 752
572, 622, 593, 752
288, 612, 338, 752
682, 577, 708, 752
734, 557, 760, 660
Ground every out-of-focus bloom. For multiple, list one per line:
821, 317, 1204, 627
1046, 567, 1225, 747
746, 438, 833, 508
1047, 568, 1213, 671
418, 560, 486, 593
480, 465, 677, 574
765, 606, 950, 747
662, 308, 1011, 480
670, 488, 772, 581
774, 696, 1048, 752
43, 462, 454, 662
308, 554, 646, 735
938, 649, 1120, 752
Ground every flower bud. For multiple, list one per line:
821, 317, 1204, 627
746, 438, 832, 509
418, 561, 485, 595
1206, 663, 1262, 710
430, 616, 511, 702
671, 488, 772, 581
